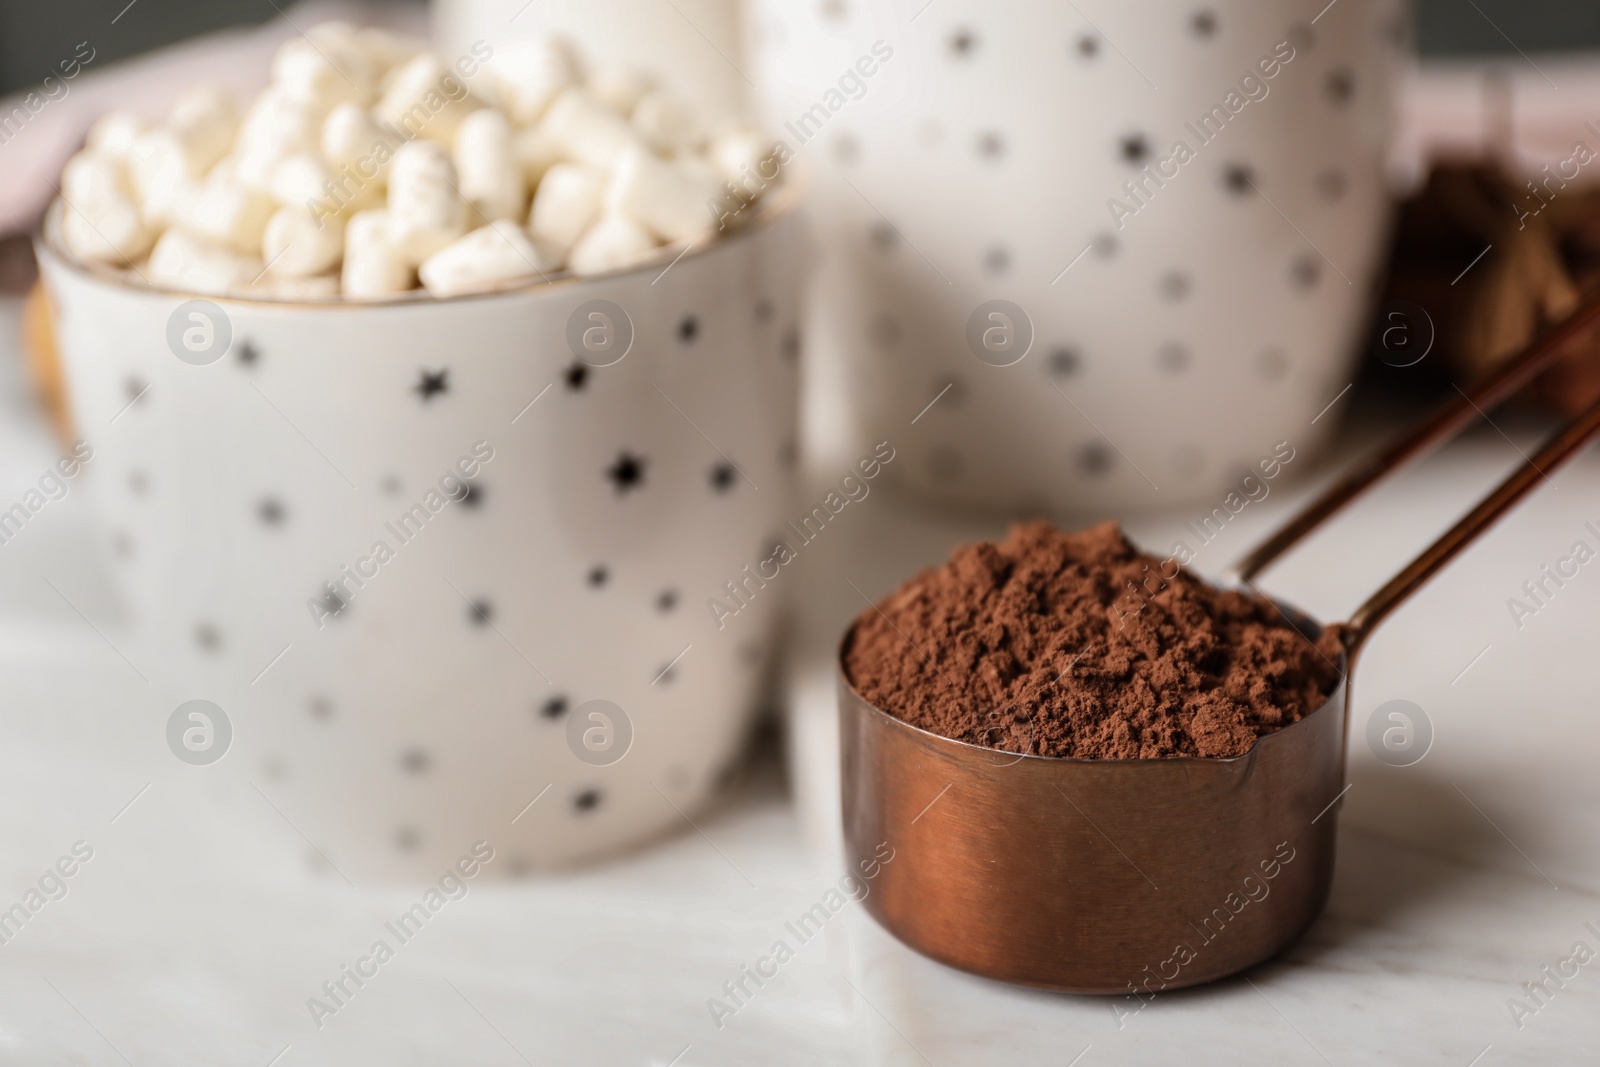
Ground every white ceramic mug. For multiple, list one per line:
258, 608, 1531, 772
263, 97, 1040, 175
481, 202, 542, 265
748, 0, 1406, 512
36, 191, 804, 880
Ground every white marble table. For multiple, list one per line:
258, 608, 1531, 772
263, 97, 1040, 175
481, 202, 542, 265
1, 293, 1596, 1065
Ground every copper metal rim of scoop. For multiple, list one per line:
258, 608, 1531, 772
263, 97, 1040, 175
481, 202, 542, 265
837, 287, 1600, 995
838, 610, 1347, 996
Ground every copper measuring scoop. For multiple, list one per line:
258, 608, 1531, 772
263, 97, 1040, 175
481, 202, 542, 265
838, 295, 1600, 994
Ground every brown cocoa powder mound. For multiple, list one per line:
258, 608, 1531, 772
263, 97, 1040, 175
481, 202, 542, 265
843, 521, 1345, 759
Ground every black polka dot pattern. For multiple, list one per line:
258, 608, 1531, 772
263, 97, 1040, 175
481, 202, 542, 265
1049, 347, 1082, 377
606, 452, 646, 494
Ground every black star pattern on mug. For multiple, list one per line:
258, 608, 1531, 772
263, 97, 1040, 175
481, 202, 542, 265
319, 586, 347, 619
1191, 10, 1217, 37
400, 748, 430, 774
976, 130, 1005, 161
1291, 255, 1322, 288
310, 697, 334, 721
710, 461, 736, 492
1080, 442, 1113, 477
236, 340, 259, 367
780, 327, 801, 361
1075, 34, 1099, 58
258, 498, 285, 525
983, 246, 1010, 275
540, 694, 569, 720
1223, 163, 1255, 196
1049, 346, 1082, 377
607, 451, 646, 493
587, 564, 609, 588
950, 27, 976, 56
1326, 68, 1354, 105
656, 589, 678, 613
415, 368, 449, 401
195, 622, 221, 653
677, 315, 700, 343
124, 376, 147, 404
395, 827, 421, 851
564, 361, 589, 391
1120, 134, 1150, 165
573, 788, 603, 813
468, 599, 493, 626
459, 482, 484, 508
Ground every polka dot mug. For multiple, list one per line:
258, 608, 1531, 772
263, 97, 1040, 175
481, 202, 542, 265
36, 191, 804, 880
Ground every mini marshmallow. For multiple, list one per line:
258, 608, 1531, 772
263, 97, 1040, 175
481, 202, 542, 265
146, 229, 262, 295
177, 173, 276, 255
588, 63, 655, 117
341, 210, 413, 296
488, 37, 578, 125
540, 88, 641, 170
632, 91, 699, 153
606, 145, 722, 242
376, 53, 476, 147
512, 124, 561, 185
528, 163, 604, 252
234, 89, 323, 192
85, 111, 146, 159
568, 213, 657, 276
418, 219, 555, 296
61, 152, 129, 203
272, 35, 376, 107
61, 193, 154, 266
454, 109, 525, 222
126, 132, 202, 226
322, 103, 395, 180
168, 85, 239, 168
387, 140, 468, 263
271, 153, 333, 207
709, 126, 778, 186
263, 204, 344, 277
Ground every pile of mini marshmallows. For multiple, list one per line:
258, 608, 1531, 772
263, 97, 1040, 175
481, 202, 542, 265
56, 23, 777, 299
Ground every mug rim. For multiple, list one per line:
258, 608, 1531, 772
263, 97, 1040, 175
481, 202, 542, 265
35, 172, 805, 310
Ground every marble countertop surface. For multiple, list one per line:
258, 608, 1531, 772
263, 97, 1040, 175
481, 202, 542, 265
0, 293, 1597, 1065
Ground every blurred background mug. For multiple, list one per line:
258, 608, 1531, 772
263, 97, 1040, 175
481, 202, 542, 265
748, 0, 1408, 513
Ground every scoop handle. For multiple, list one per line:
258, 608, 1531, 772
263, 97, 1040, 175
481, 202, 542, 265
1231, 287, 1600, 585
1338, 395, 1600, 656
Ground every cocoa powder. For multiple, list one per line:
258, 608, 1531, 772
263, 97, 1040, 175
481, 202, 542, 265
842, 521, 1343, 759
